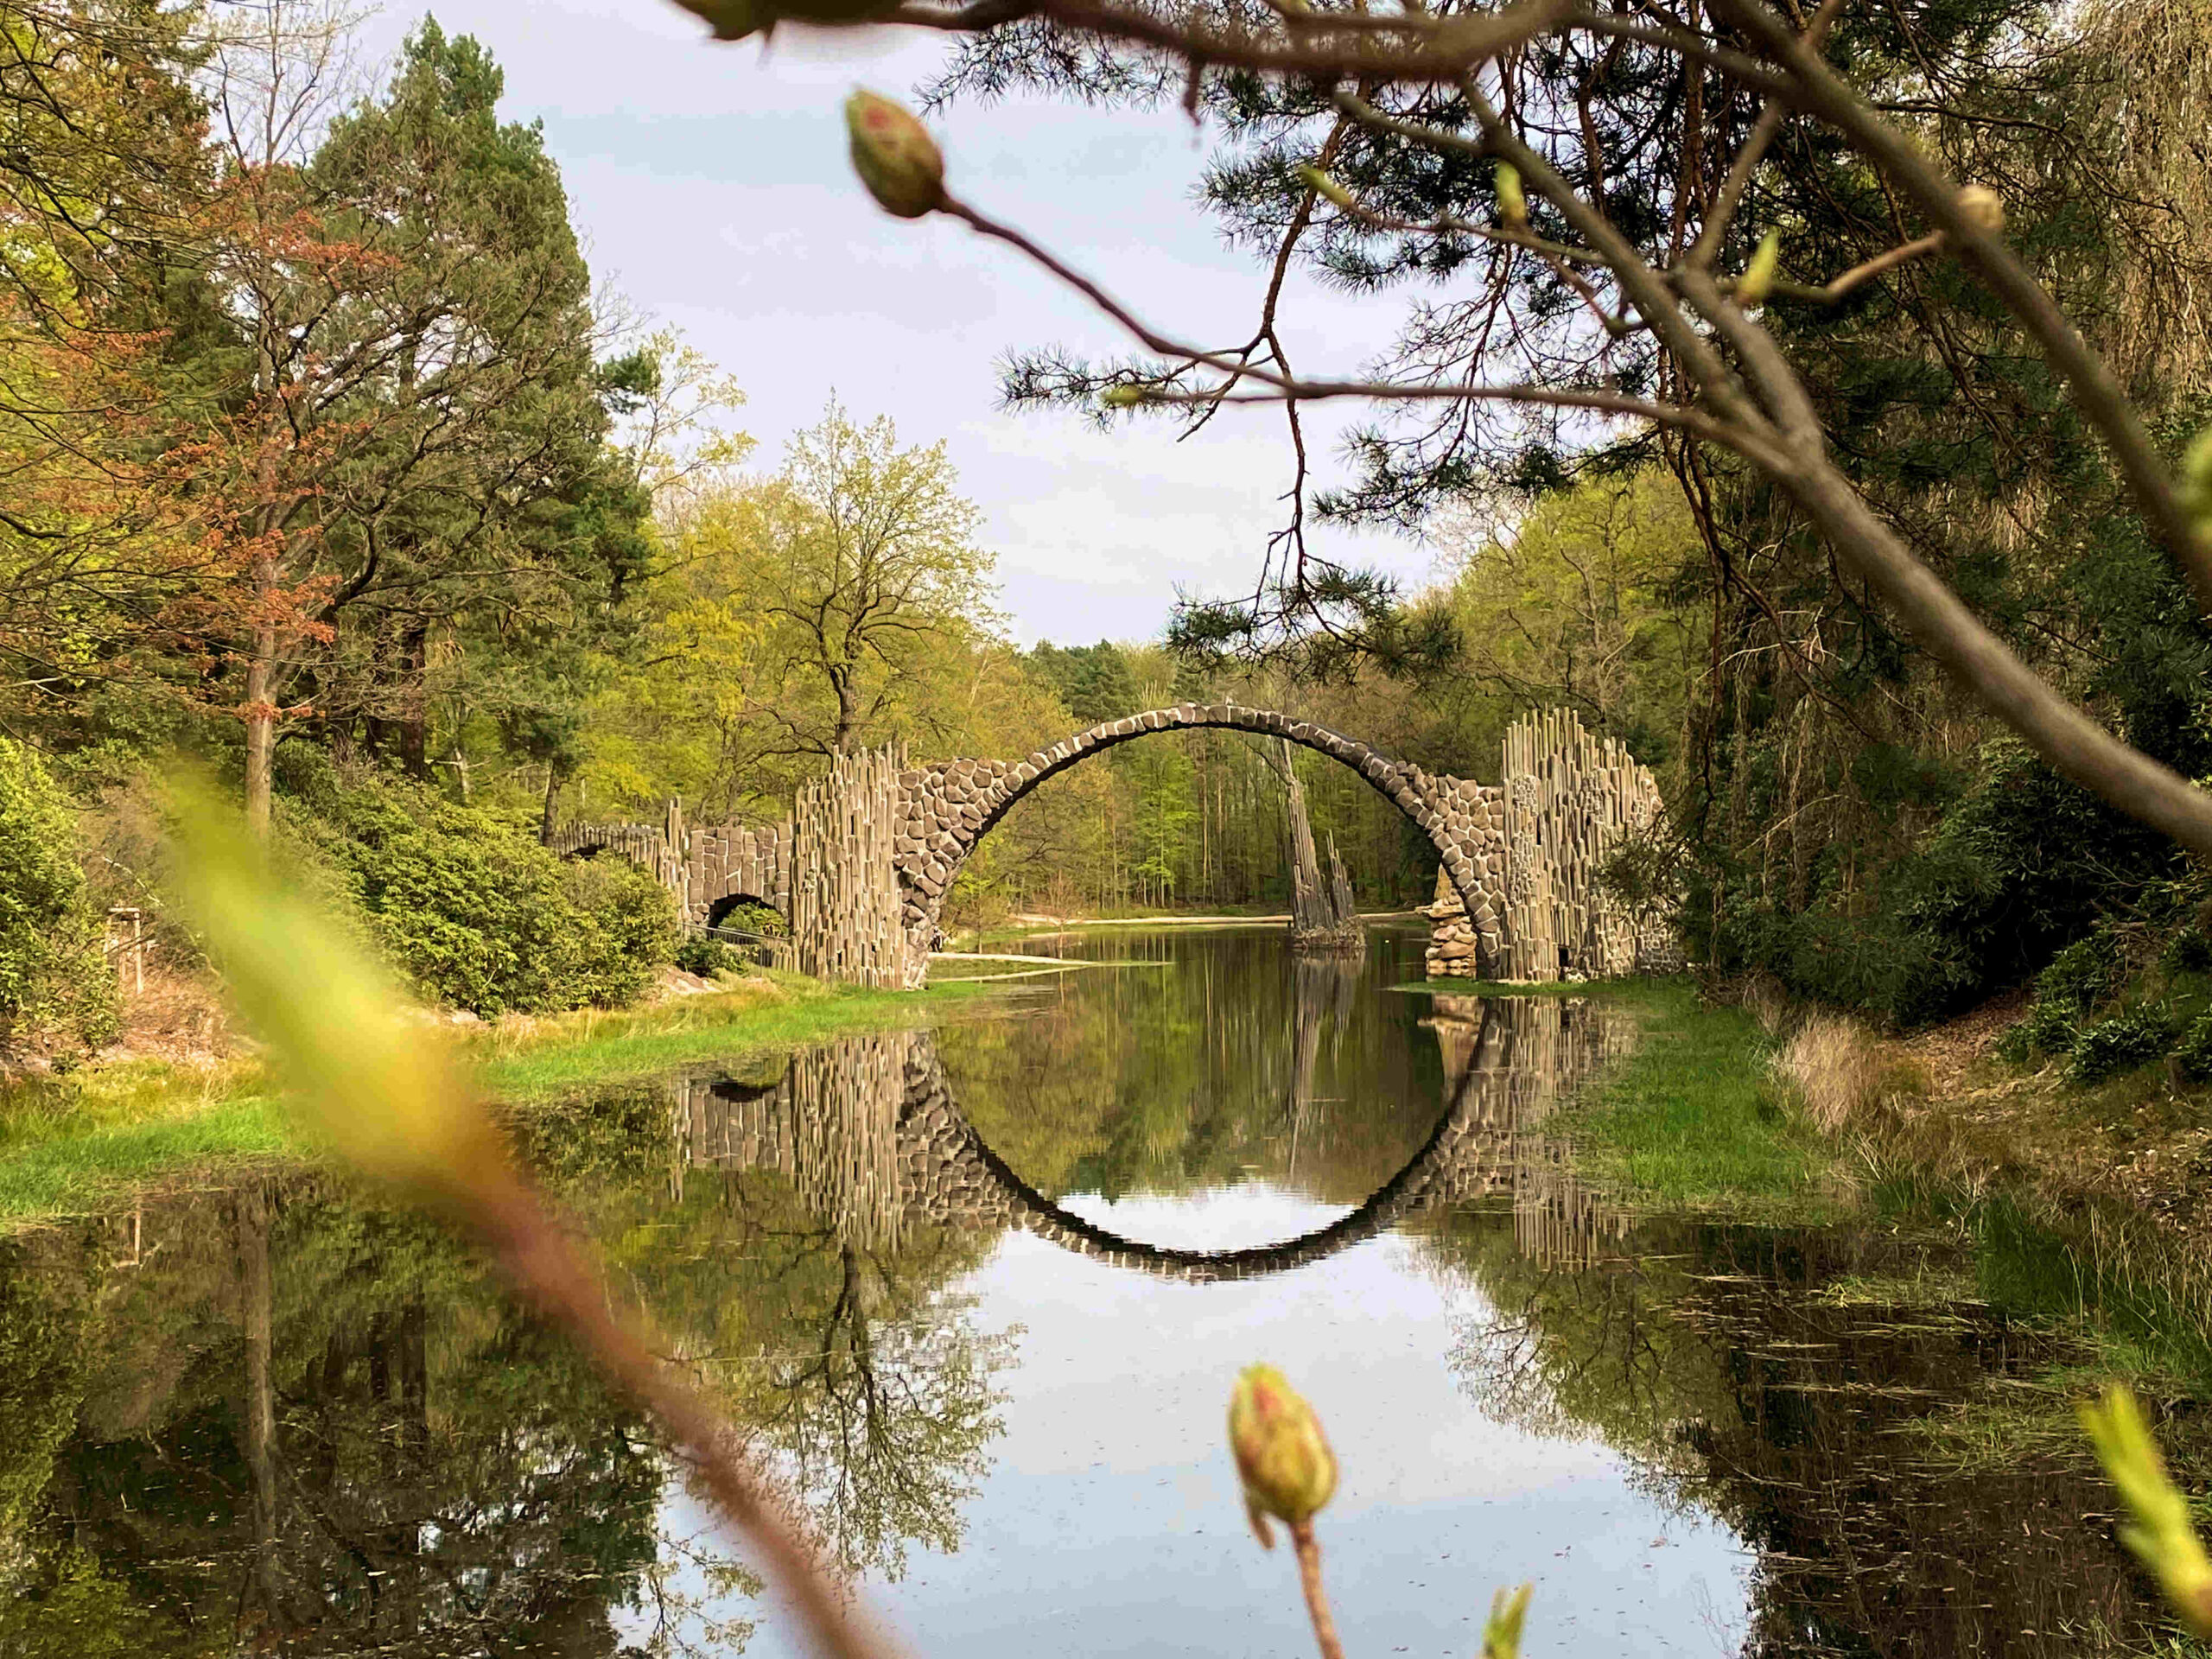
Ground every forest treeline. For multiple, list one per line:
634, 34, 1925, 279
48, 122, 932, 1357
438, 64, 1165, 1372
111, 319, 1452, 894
0, 0, 1707, 1041
8, 0, 2212, 1058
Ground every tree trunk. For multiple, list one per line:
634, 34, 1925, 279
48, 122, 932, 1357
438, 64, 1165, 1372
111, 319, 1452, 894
540, 764, 560, 844
397, 621, 429, 780
832, 670, 859, 754
237, 1184, 284, 1622
1277, 739, 1333, 937
244, 604, 276, 840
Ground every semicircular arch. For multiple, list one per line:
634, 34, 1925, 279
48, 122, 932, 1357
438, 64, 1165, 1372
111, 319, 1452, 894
899, 1022, 1509, 1284
895, 703, 1504, 974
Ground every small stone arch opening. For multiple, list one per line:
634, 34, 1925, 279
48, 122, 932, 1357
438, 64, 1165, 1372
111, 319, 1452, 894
704, 892, 787, 937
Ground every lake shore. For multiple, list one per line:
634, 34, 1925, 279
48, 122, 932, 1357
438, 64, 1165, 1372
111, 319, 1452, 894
1411, 972, 2212, 1239
1406, 975, 1846, 1217
0, 970, 996, 1234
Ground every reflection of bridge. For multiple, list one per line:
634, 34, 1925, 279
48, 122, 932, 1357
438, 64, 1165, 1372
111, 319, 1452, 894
561, 703, 1674, 987
669, 996, 1633, 1281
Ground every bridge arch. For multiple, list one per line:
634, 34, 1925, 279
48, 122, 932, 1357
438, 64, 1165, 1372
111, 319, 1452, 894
896, 1023, 1515, 1282
704, 891, 780, 931
894, 702, 1508, 977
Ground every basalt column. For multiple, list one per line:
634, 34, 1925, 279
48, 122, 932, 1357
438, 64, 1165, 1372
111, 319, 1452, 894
792, 744, 919, 989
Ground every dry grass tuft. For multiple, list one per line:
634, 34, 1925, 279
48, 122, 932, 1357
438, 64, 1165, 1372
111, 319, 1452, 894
1773, 1012, 1910, 1134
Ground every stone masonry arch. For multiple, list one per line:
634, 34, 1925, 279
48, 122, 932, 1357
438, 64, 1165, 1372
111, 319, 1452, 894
550, 703, 1672, 987
893, 702, 1510, 977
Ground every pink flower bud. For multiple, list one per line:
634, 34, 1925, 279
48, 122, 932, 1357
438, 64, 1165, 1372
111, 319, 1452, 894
845, 89, 945, 219
1228, 1363, 1338, 1546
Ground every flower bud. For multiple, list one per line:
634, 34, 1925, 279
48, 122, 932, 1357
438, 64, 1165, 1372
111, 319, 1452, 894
1956, 183, 2005, 234
1482, 1584, 1534, 1659
2082, 1385, 2212, 1637
845, 89, 944, 219
1296, 165, 1357, 213
1495, 161, 1528, 230
1228, 1363, 1338, 1547
1736, 228, 1782, 308
170, 787, 512, 1211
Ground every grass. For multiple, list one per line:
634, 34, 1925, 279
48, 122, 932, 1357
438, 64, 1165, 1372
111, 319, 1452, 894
1527, 977, 1848, 1215
1398, 974, 1847, 1212
0, 970, 995, 1231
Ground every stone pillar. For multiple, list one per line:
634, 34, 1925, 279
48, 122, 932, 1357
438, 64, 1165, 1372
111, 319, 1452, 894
792, 744, 921, 988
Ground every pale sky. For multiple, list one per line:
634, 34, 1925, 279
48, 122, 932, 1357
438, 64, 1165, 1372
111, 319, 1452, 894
354, 0, 1435, 645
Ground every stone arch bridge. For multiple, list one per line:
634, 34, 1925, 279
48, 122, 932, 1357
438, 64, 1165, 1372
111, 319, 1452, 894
667, 995, 1631, 1281
556, 703, 1670, 986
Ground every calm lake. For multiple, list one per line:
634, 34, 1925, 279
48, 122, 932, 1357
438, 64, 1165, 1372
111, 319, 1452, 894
0, 925, 2196, 1657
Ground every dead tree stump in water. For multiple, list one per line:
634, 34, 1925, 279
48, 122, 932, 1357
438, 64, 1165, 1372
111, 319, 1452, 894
1274, 739, 1366, 956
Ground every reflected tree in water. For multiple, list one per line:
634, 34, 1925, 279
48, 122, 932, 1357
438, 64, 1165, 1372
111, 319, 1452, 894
1429, 1202, 2204, 1658
0, 1187, 671, 1659
936, 930, 1445, 1204
0, 1078, 1019, 1656
602, 1058, 1016, 1581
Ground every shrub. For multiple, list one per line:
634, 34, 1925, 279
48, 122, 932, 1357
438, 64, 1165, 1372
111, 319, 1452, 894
675, 937, 741, 977
1998, 1001, 2081, 1064
0, 740, 118, 1049
300, 781, 677, 1015
561, 857, 680, 1007
2174, 1012, 2212, 1082
2035, 933, 2123, 1014
2069, 1010, 2176, 1084
711, 899, 787, 938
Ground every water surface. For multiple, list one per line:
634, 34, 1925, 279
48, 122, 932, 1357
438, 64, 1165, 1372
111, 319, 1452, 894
0, 925, 2196, 1657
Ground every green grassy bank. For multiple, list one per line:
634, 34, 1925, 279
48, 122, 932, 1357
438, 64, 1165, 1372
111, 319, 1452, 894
1403, 975, 1847, 1217
0, 973, 994, 1232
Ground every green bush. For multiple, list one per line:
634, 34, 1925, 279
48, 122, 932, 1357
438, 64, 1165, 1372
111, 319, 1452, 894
2035, 933, 2123, 1014
2174, 1012, 2212, 1082
0, 740, 118, 1049
675, 937, 741, 977
1998, 1000, 2081, 1064
712, 899, 787, 938
2069, 1009, 2176, 1084
560, 856, 680, 1007
298, 781, 677, 1015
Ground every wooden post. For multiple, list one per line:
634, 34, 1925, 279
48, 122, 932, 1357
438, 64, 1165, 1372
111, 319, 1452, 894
107, 906, 146, 995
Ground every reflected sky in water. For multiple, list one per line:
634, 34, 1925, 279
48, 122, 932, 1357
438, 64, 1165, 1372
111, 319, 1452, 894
675, 1191, 1751, 1659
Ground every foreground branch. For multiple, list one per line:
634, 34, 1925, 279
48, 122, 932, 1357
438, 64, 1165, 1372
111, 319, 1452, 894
1707, 0, 2212, 620
1289, 1522, 1346, 1659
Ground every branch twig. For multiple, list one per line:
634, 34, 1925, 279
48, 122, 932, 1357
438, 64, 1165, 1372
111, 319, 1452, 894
1288, 1521, 1346, 1659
